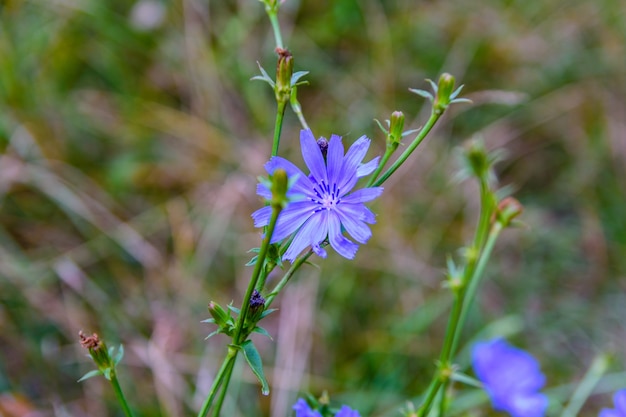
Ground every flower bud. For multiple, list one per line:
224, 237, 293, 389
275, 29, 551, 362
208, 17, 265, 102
317, 136, 329, 158
270, 168, 289, 209
208, 301, 231, 328
79, 331, 113, 372
494, 197, 524, 227
462, 139, 490, 180
275, 48, 293, 104
388, 111, 405, 147
434, 73, 456, 114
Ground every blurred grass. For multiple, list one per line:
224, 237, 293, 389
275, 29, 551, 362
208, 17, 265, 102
1, 0, 625, 416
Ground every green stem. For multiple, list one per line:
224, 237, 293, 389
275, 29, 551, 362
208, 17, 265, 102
110, 371, 134, 417
418, 185, 498, 417
197, 349, 238, 417
417, 378, 443, 417
197, 206, 282, 417
373, 111, 441, 187
211, 353, 238, 417
272, 101, 287, 157
267, 11, 284, 49
450, 221, 502, 356
560, 354, 610, 417
233, 205, 281, 343
366, 144, 397, 187
265, 248, 314, 308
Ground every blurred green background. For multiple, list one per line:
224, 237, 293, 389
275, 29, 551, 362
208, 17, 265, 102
1, 0, 625, 416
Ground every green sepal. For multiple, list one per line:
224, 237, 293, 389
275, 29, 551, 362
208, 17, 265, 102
78, 369, 102, 382
252, 326, 273, 340
228, 304, 241, 315
373, 118, 388, 134
450, 371, 483, 388
241, 340, 270, 395
409, 87, 434, 101
204, 330, 221, 340
102, 367, 112, 381
259, 308, 278, 319
290, 71, 309, 87
251, 62, 275, 88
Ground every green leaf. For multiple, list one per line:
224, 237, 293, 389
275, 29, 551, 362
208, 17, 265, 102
205, 330, 221, 339
78, 369, 102, 382
103, 368, 112, 381
228, 304, 241, 315
290, 71, 309, 86
252, 326, 273, 340
259, 308, 278, 319
241, 340, 270, 395
409, 88, 433, 101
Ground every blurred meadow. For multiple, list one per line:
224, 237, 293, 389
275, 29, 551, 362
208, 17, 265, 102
1, 0, 625, 416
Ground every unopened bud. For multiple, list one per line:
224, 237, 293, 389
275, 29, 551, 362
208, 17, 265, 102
317, 137, 329, 158
495, 197, 523, 227
208, 301, 230, 328
79, 331, 113, 371
463, 139, 490, 180
271, 168, 289, 209
434, 73, 456, 114
248, 289, 266, 322
388, 111, 405, 147
275, 48, 293, 104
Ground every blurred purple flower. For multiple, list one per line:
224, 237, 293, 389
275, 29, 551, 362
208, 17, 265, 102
472, 338, 548, 417
600, 389, 626, 417
335, 405, 361, 417
292, 398, 322, 417
252, 129, 382, 261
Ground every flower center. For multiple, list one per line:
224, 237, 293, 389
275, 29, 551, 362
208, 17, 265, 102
312, 180, 340, 211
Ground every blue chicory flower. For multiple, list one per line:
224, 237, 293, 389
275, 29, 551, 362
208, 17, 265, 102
472, 338, 548, 417
600, 389, 626, 417
252, 129, 382, 261
292, 398, 361, 417
335, 404, 361, 417
293, 398, 322, 417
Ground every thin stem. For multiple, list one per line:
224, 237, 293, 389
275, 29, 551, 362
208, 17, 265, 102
272, 101, 287, 157
417, 378, 443, 417
450, 221, 502, 356
418, 183, 497, 417
267, 11, 284, 49
290, 89, 310, 131
110, 371, 134, 417
373, 111, 441, 187
560, 353, 609, 417
211, 353, 238, 417
233, 204, 281, 343
197, 206, 282, 417
366, 144, 396, 187
196, 349, 238, 417
265, 248, 314, 308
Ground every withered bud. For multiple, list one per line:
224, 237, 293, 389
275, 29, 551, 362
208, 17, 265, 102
495, 197, 524, 227
79, 331, 102, 351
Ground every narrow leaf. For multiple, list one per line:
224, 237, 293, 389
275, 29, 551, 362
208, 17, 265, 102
78, 369, 102, 382
252, 326, 273, 340
409, 88, 433, 101
241, 340, 270, 395
259, 308, 278, 319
